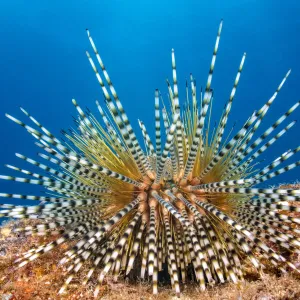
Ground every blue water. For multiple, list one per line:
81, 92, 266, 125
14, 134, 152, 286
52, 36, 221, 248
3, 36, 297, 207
0, 0, 299, 223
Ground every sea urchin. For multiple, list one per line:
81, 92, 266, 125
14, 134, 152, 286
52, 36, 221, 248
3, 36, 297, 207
1, 20, 300, 297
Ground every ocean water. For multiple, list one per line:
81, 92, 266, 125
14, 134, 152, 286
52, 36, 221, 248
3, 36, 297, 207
0, 0, 299, 223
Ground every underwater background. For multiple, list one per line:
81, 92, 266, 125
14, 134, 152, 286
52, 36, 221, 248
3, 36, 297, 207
0, 0, 299, 224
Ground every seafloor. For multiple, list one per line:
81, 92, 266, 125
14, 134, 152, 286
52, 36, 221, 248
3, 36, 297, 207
0, 184, 300, 300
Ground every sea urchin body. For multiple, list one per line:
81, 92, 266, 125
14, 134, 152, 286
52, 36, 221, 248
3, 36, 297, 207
1, 21, 300, 297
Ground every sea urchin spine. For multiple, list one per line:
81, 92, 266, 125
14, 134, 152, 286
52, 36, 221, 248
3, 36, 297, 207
1, 20, 300, 297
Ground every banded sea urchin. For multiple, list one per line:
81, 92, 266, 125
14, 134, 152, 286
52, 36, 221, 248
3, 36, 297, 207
1, 20, 300, 297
